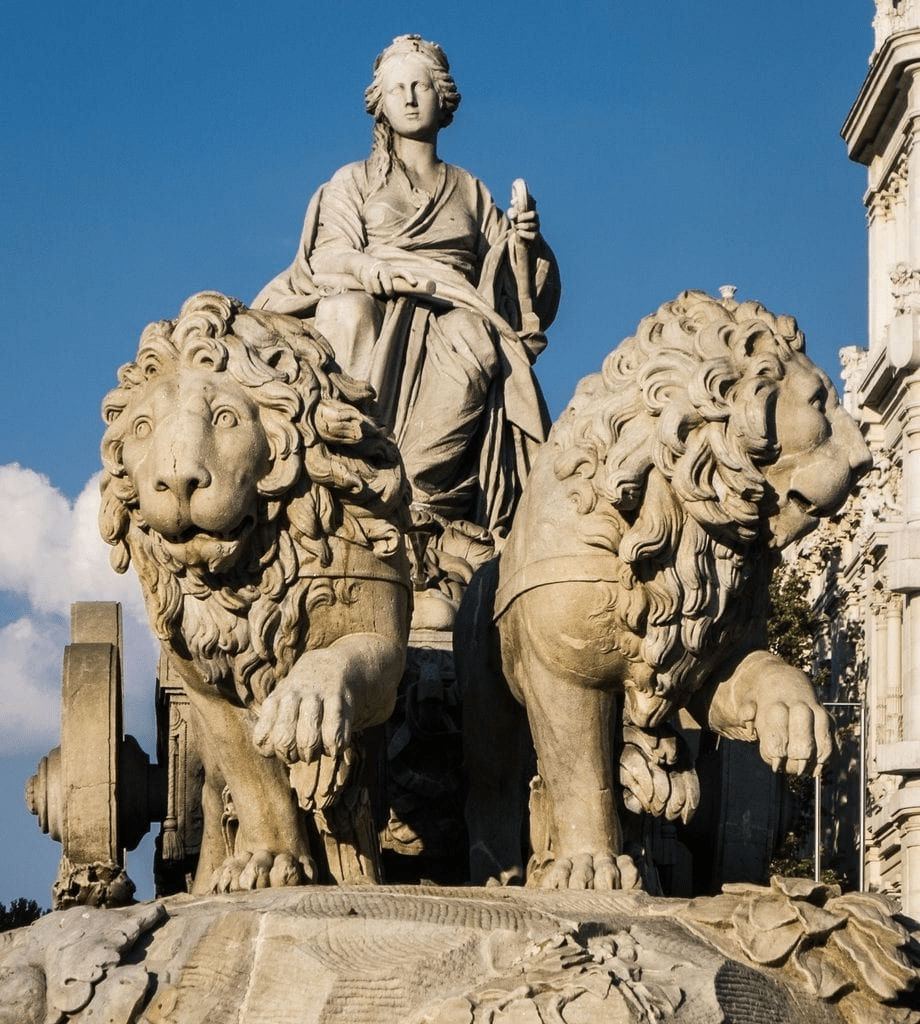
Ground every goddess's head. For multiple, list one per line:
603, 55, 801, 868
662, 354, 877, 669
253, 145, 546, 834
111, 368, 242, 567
365, 34, 460, 130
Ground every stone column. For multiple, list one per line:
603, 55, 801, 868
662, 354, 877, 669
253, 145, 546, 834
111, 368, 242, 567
894, 781, 920, 917
886, 593, 903, 743
868, 194, 893, 350
871, 593, 889, 749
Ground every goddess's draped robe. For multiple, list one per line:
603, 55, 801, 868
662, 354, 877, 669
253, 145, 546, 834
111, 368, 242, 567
254, 160, 560, 541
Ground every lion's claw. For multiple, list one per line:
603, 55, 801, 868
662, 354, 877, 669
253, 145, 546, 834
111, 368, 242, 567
209, 849, 315, 893
536, 852, 642, 891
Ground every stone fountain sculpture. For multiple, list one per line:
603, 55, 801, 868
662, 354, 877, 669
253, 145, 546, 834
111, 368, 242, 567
13, 33, 920, 1024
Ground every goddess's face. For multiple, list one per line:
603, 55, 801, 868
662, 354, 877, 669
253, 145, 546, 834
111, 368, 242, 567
378, 54, 442, 141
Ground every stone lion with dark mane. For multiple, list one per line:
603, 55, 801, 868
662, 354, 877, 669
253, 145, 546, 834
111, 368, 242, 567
100, 291, 411, 892
459, 290, 871, 890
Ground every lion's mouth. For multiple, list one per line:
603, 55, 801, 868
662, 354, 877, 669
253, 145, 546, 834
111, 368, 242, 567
158, 514, 257, 571
160, 513, 256, 546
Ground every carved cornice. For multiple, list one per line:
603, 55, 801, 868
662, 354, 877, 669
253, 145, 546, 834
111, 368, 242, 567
843, 28, 920, 167
858, 340, 907, 410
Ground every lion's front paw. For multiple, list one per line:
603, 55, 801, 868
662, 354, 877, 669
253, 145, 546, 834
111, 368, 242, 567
208, 849, 316, 893
754, 696, 834, 776
253, 655, 354, 766
532, 852, 642, 891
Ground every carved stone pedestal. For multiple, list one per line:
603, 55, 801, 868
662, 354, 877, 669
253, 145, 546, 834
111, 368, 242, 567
0, 881, 916, 1024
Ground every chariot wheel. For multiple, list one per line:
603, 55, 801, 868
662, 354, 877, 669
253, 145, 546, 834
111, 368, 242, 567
26, 603, 157, 905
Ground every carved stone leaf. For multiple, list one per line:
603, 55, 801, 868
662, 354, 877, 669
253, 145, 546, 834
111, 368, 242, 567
790, 943, 851, 999
770, 876, 833, 903
828, 891, 909, 931
788, 899, 846, 940
46, 902, 165, 1016
822, 891, 920, 1002
731, 895, 802, 965
830, 918, 918, 1001
682, 893, 745, 925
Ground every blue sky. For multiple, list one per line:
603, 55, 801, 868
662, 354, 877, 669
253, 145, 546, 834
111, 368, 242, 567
0, 1, 875, 905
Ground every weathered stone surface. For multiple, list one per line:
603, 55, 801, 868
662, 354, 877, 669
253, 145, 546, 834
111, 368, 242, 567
0, 884, 915, 1023
459, 291, 872, 891
26, 603, 145, 908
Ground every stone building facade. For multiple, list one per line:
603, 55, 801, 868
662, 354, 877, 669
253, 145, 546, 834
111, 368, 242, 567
813, 0, 920, 919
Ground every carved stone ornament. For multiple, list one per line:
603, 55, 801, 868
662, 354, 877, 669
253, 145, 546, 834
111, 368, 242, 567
870, 151, 909, 221
892, 263, 920, 315
0, 885, 916, 1023
860, 449, 901, 524
460, 290, 872, 890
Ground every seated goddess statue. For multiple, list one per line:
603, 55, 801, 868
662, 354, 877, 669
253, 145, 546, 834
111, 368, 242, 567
254, 34, 560, 606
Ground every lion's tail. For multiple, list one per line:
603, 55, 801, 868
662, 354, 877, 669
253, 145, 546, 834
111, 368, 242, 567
619, 723, 700, 824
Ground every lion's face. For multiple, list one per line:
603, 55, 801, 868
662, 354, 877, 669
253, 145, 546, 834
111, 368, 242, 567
118, 368, 271, 569
762, 352, 870, 549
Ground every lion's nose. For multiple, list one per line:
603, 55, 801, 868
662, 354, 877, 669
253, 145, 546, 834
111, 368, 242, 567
153, 429, 212, 500
851, 436, 872, 479
154, 465, 212, 500
839, 411, 872, 480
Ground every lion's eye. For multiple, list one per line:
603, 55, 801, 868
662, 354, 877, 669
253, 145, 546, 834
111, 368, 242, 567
133, 418, 152, 440
809, 388, 827, 413
213, 408, 239, 429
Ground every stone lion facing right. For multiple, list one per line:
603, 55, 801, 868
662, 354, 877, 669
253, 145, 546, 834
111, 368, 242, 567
459, 290, 871, 890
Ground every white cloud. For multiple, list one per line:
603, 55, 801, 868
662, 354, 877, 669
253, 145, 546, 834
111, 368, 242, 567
0, 463, 145, 616
0, 465, 158, 756
0, 615, 64, 754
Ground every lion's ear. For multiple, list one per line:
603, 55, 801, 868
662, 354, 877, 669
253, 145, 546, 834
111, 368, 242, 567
737, 327, 768, 356
100, 436, 123, 476
733, 325, 783, 361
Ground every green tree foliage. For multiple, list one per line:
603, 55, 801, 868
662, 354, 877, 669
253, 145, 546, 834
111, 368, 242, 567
767, 567, 817, 674
0, 897, 45, 932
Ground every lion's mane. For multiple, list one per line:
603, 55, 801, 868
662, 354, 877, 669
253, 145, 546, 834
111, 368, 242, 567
550, 290, 803, 710
99, 291, 409, 706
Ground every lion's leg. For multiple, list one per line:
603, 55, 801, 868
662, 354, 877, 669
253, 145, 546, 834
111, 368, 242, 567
522, 659, 626, 888
180, 680, 315, 893
502, 591, 641, 891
